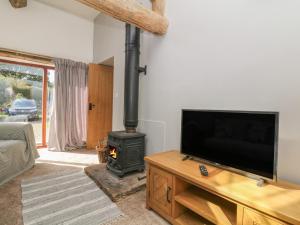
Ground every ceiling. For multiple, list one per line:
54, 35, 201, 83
34, 0, 100, 21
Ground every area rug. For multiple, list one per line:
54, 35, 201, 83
21, 170, 122, 225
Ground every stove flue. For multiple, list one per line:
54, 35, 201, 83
107, 23, 146, 177
124, 23, 146, 133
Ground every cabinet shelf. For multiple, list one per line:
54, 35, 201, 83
175, 187, 236, 225
175, 210, 213, 225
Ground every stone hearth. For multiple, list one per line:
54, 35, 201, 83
84, 163, 146, 202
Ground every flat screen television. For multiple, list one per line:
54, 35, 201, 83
181, 110, 279, 181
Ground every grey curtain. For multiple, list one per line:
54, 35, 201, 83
48, 59, 88, 151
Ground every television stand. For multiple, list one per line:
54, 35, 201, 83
145, 150, 300, 225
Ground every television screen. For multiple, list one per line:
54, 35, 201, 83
181, 110, 278, 180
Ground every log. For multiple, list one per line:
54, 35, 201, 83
77, 0, 169, 35
9, 0, 27, 8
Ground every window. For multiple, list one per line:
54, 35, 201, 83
0, 59, 55, 147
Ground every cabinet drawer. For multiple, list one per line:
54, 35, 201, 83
243, 208, 288, 225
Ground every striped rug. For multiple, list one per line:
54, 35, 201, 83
21, 170, 122, 225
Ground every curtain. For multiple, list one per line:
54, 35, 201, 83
48, 58, 88, 151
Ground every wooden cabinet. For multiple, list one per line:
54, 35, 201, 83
149, 166, 173, 216
243, 208, 288, 225
145, 151, 300, 225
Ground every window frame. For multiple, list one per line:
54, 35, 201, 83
0, 58, 55, 148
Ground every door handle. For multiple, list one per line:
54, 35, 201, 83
166, 186, 172, 203
89, 103, 95, 110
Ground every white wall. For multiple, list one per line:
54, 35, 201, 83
0, 0, 94, 62
93, 0, 300, 184
94, 17, 125, 131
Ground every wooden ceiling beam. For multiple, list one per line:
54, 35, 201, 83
9, 0, 27, 8
77, 0, 169, 35
151, 0, 165, 16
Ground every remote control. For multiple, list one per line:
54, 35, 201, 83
199, 165, 208, 176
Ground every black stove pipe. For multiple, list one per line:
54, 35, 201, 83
124, 23, 145, 133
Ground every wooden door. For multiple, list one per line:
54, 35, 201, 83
149, 166, 173, 216
87, 64, 113, 149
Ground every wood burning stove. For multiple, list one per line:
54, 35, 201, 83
107, 131, 145, 177
106, 24, 146, 177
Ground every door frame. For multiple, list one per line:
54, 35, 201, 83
0, 58, 55, 147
